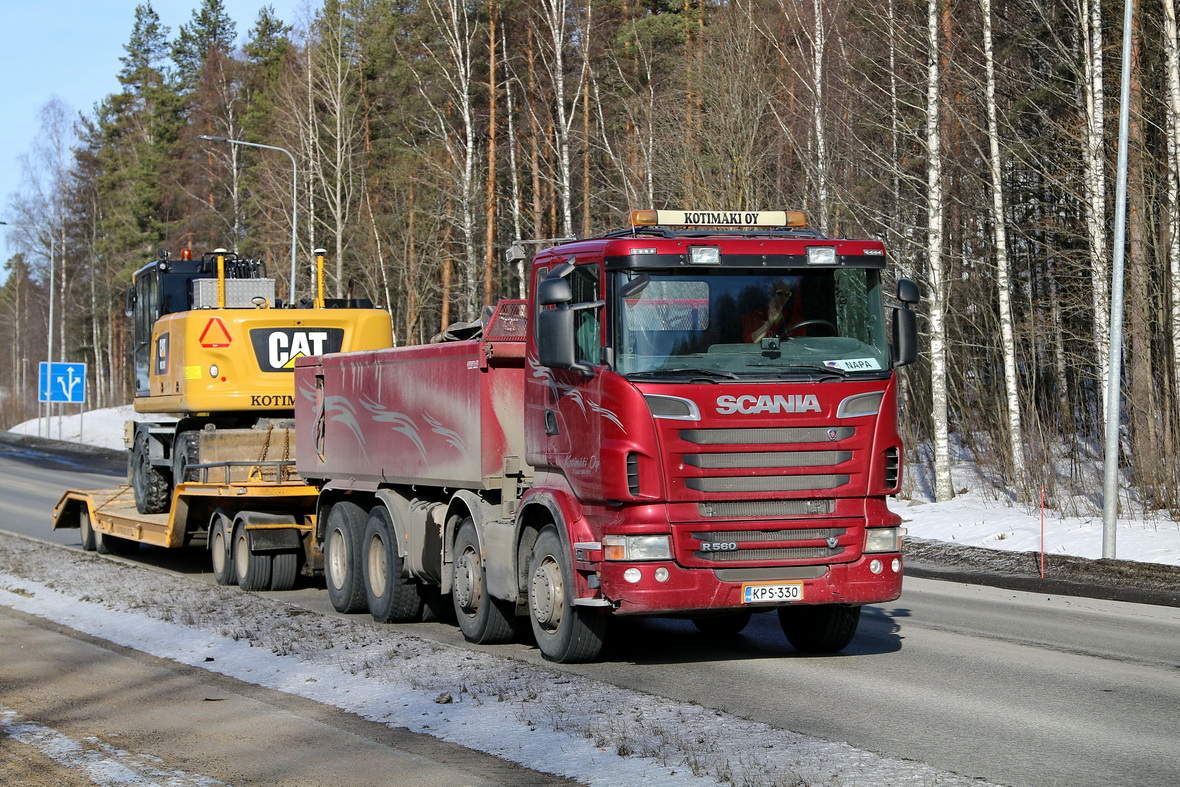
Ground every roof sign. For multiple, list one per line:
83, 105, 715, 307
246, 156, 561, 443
630, 210, 807, 228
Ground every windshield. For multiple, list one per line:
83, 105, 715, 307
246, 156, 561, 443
612, 268, 888, 379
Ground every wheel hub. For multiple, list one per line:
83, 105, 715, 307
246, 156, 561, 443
327, 530, 347, 590
530, 557, 564, 628
367, 534, 387, 599
454, 548, 479, 611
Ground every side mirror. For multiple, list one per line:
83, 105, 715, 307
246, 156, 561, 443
537, 277, 572, 306
897, 277, 920, 305
538, 306, 580, 370
618, 274, 651, 299
892, 278, 920, 368
124, 287, 136, 319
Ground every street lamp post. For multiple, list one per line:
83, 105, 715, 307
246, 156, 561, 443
1, 220, 55, 438
197, 135, 299, 304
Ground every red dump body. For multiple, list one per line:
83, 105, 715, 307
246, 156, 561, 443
295, 302, 529, 490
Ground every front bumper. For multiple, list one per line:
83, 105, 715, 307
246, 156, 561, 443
592, 551, 903, 615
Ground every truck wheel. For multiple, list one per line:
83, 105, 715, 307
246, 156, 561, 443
364, 505, 424, 623
778, 604, 861, 653
269, 552, 299, 591
451, 518, 515, 644
324, 501, 368, 613
172, 431, 200, 485
692, 611, 752, 636
95, 529, 137, 556
234, 525, 272, 591
130, 430, 170, 515
79, 509, 96, 552
209, 513, 237, 586
527, 526, 606, 663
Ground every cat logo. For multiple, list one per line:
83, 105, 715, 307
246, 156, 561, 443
250, 327, 345, 372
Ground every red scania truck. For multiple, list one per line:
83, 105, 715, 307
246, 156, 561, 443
294, 209, 919, 662
54, 209, 917, 662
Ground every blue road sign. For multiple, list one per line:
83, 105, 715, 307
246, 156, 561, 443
38, 362, 87, 404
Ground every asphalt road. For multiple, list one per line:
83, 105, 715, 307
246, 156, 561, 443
4, 433, 1179, 786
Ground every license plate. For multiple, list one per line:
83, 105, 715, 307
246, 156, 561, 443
742, 582, 803, 604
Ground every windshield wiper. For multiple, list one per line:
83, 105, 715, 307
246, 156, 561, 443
627, 367, 741, 382
749, 363, 849, 380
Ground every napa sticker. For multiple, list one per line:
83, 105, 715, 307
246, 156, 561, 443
824, 358, 882, 372
250, 327, 345, 372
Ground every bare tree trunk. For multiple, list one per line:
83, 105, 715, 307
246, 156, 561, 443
484, 0, 499, 308
503, 41, 526, 296
1081, 0, 1110, 426
1163, 0, 1180, 483
1126, 8, 1159, 500
537, 0, 588, 238
981, 0, 1027, 492
926, 0, 953, 501
810, 0, 830, 230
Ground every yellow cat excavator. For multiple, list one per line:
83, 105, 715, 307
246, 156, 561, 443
125, 247, 392, 514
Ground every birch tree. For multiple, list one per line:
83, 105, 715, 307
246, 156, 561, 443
926, 0, 953, 500
980, 0, 1027, 491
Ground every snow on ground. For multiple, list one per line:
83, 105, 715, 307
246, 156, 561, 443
0, 536, 990, 787
11, 405, 1180, 567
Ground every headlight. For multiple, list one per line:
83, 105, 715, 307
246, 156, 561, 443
603, 535, 672, 561
806, 245, 838, 265
864, 527, 904, 553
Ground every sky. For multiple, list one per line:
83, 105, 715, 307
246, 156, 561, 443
1, 0, 303, 266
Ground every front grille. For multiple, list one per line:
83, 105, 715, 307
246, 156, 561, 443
697, 546, 843, 561
698, 499, 835, 518
692, 527, 845, 542
687, 475, 849, 493
680, 427, 855, 445
684, 451, 852, 469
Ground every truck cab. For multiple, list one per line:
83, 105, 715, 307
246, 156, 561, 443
522, 209, 918, 650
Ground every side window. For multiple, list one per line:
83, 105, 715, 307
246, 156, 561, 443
571, 264, 600, 364
532, 266, 548, 344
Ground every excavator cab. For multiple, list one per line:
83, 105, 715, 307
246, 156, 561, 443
127, 249, 270, 396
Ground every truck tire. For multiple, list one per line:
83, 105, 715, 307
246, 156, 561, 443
95, 527, 138, 556
778, 604, 861, 653
130, 430, 171, 515
79, 509, 96, 552
172, 431, 200, 485
527, 526, 606, 663
324, 501, 368, 613
451, 518, 515, 644
692, 611, 752, 636
234, 525, 272, 591
270, 552, 299, 591
363, 505, 424, 623
209, 513, 237, 586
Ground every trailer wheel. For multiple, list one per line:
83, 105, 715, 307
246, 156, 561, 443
364, 505, 424, 623
269, 552, 299, 591
692, 611, 753, 636
130, 430, 170, 515
79, 509, 96, 552
209, 513, 237, 586
233, 525, 272, 591
527, 526, 606, 663
324, 501, 368, 613
95, 530, 137, 556
172, 431, 200, 485
451, 518, 515, 644
778, 604, 861, 653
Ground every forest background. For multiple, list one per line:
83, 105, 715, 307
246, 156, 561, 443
2, 0, 1179, 517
